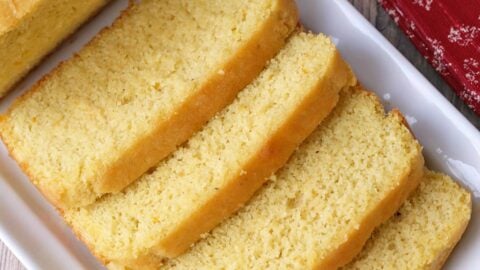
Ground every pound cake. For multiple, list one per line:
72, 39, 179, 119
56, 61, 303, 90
64, 32, 356, 269
165, 86, 424, 270
0, 0, 298, 209
343, 170, 471, 270
0, 0, 109, 97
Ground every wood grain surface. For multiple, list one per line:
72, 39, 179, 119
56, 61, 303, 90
1, 1, 479, 270
350, 0, 480, 128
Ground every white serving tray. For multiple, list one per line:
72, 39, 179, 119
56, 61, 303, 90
1, 0, 479, 269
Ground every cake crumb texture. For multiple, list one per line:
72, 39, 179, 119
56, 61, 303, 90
0, 0, 298, 209
0, 0, 109, 97
343, 170, 472, 270
164, 86, 424, 270
65, 32, 355, 269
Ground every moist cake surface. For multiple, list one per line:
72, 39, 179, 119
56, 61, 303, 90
0, 0, 298, 209
65, 32, 355, 269
0, 0, 109, 97
165, 86, 424, 270
343, 170, 471, 270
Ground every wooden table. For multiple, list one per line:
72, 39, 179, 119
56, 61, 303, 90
1, 1, 479, 269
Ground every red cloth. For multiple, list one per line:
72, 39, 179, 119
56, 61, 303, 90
379, 0, 480, 115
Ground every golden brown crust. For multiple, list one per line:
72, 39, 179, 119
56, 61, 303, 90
110, 36, 356, 269
312, 87, 425, 270
1, 119, 108, 264
96, 0, 299, 194
1, 0, 129, 107
347, 85, 416, 138
427, 189, 472, 270
158, 48, 354, 257
0, 1, 16, 34
0, 0, 39, 34
0, 0, 300, 263
315, 148, 424, 270
45, 0, 298, 266
0, 117, 65, 208
1, 0, 299, 209
65, 218, 108, 265
0, 0, 111, 98
391, 108, 418, 139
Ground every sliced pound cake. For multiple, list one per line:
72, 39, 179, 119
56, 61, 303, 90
0, 0, 109, 97
0, 0, 298, 209
164, 86, 424, 270
64, 32, 355, 269
343, 170, 471, 270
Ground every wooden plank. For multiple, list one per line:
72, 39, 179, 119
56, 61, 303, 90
348, 0, 480, 128
0, 241, 24, 270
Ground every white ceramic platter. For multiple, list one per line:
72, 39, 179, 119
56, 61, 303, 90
1, 0, 479, 269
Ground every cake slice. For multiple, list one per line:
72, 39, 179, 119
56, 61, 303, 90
0, 0, 109, 97
164, 86, 424, 270
64, 32, 355, 269
343, 170, 471, 270
0, 0, 298, 209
